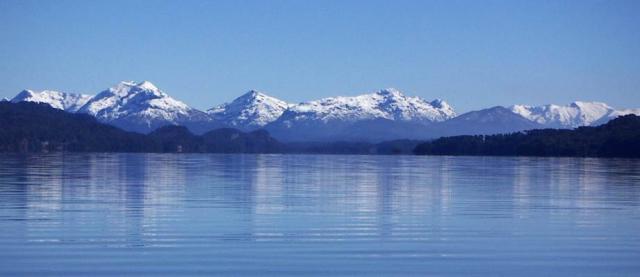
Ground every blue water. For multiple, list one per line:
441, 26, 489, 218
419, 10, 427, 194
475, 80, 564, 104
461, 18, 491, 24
0, 154, 639, 276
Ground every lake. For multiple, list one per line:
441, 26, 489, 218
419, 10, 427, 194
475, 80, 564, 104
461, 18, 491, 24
0, 153, 638, 276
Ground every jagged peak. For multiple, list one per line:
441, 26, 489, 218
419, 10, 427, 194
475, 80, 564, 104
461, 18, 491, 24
242, 89, 261, 97
430, 98, 450, 108
217, 90, 288, 108
512, 101, 611, 110
235, 90, 268, 101
112, 81, 140, 91
569, 101, 611, 109
207, 90, 290, 129
13, 89, 36, 98
376, 88, 404, 97
375, 89, 451, 110
10, 88, 93, 112
105, 80, 164, 99
12, 89, 90, 100
510, 100, 619, 127
112, 80, 159, 90
284, 88, 456, 123
137, 80, 159, 91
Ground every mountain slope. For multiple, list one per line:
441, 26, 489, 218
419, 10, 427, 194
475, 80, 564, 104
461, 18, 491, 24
434, 106, 544, 137
207, 90, 289, 130
509, 101, 619, 128
266, 88, 455, 142
591, 108, 640, 126
11, 89, 93, 112
78, 81, 216, 134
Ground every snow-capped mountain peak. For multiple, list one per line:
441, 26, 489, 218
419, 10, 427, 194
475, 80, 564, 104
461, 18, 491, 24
284, 88, 456, 123
11, 89, 93, 112
75, 81, 212, 133
208, 90, 289, 130
430, 98, 449, 109
231, 90, 283, 107
79, 81, 190, 119
265, 88, 457, 142
510, 101, 620, 128
376, 88, 403, 97
106, 81, 165, 99
136, 80, 160, 91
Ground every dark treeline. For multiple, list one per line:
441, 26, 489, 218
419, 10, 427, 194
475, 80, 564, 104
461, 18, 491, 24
0, 102, 282, 153
0, 102, 153, 152
148, 125, 283, 153
285, 139, 422, 155
413, 115, 640, 158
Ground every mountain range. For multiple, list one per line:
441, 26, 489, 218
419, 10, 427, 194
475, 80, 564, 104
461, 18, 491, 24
9, 81, 640, 142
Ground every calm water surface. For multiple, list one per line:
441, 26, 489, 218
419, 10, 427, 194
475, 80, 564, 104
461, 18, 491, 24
0, 154, 639, 276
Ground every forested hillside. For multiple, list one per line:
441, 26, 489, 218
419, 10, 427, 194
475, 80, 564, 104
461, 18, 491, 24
414, 115, 640, 158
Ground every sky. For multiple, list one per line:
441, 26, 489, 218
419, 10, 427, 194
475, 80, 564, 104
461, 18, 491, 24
0, 0, 639, 112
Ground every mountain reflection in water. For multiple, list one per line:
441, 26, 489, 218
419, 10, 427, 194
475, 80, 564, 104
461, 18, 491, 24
0, 154, 638, 276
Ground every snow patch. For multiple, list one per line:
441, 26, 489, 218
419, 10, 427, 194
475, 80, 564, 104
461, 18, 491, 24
11, 89, 93, 112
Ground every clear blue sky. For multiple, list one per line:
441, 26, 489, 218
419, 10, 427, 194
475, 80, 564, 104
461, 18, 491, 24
1, 0, 638, 112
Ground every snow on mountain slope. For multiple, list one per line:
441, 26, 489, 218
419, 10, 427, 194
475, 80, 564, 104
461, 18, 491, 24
11, 89, 93, 112
280, 88, 455, 124
591, 108, 640, 126
207, 90, 289, 130
79, 81, 189, 120
266, 88, 455, 142
78, 81, 213, 133
510, 101, 616, 128
606, 108, 640, 119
